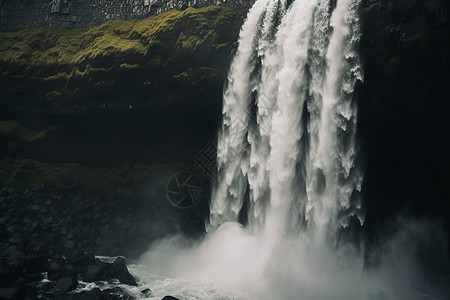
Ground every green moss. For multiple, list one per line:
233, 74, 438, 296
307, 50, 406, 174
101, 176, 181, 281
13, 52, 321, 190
45, 90, 63, 101
119, 63, 140, 69
0, 120, 49, 143
0, 6, 245, 71
0, 6, 246, 107
44, 72, 70, 81
172, 67, 218, 86
0, 156, 186, 198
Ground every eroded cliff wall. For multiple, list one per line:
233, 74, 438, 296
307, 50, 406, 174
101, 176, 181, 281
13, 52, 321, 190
0, 0, 252, 30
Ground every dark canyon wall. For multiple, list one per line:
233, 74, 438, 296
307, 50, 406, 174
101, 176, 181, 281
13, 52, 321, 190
360, 0, 450, 228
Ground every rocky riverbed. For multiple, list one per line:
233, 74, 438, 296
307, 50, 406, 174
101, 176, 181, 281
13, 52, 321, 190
0, 185, 203, 299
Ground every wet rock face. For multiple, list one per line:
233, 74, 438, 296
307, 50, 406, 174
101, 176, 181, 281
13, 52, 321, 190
0, 0, 253, 30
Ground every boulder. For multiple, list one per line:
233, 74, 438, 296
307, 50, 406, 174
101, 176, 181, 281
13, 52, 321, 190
81, 260, 115, 283
8, 234, 24, 245
77, 288, 107, 300
22, 255, 49, 274
4, 246, 23, 266
48, 262, 66, 281
0, 287, 18, 299
81, 258, 138, 286
0, 285, 36, 299
54, 275, 78, 293
19, 273, 44, 284
67, 251, 96, 268
0, 267, 20, 287
111, 258, 138, 286
63, 264, 77, 276
141, 288, 152, 297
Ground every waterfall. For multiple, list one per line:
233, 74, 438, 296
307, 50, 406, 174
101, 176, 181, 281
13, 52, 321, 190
210, 0, 364, 244
137, 1, 442, 299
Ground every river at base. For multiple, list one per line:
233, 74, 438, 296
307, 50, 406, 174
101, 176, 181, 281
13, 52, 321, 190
120, 221, 442, 300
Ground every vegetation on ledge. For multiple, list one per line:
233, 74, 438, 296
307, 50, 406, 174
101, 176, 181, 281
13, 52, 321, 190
0, 6, 246, 113
0, 6, 244, 69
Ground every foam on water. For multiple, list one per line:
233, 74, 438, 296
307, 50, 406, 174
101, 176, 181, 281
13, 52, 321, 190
135, 221, 441, 300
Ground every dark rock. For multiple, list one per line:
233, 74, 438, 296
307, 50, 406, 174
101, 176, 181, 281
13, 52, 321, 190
112, 257, 126, 265
64, 264, 77, 275
0, 287, 18, 299
78, 288, 107, 300
112, 258, 138, 286
22, 255, 50, 273
0, 229, 11, 240
0, 285, 36, 299
103, 287, 134, 299
141, 288, 152, 296
4, 246, 23, 263
30, 224, 43, 234
0, 267, 20, 287
4, 246, 23, 269
65, 240, 76, 250
81, 260, 115, 283
36, 281, 53, 293
48, 262, 66, 281
20, 273, 44, 284
12, 285, 37, 299
67, 252, 96, 267
26, 239, 49, 256
161, 296, 180, 300
8, 233, 23, 245
81, 258, 137, 286
54, 275, 78, 292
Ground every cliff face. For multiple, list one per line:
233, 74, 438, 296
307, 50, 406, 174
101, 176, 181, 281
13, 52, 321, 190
0, 6, 246, 115
0, 7, 246, 257
0, 0, 252, 30
0, 1, 450, 260
0, 6, 246, 203
359, 0, 450, 237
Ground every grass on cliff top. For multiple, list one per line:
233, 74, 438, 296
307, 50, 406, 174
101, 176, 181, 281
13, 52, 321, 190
0, 6, 246, 68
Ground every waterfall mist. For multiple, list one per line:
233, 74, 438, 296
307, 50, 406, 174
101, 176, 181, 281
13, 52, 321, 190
136, 0, 448, 299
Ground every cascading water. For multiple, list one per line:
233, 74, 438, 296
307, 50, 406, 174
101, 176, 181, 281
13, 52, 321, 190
211, 0, 363, 247
135, 1, 443, 299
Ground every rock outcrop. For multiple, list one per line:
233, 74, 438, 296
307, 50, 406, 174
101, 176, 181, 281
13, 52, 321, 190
0, 0, 253, 30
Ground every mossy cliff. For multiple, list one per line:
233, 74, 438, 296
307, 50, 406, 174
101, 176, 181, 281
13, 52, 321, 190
0, 6, 246, 115
0, 7, 246, 254
0, 5, 246, 188
0, 0, 253, 30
